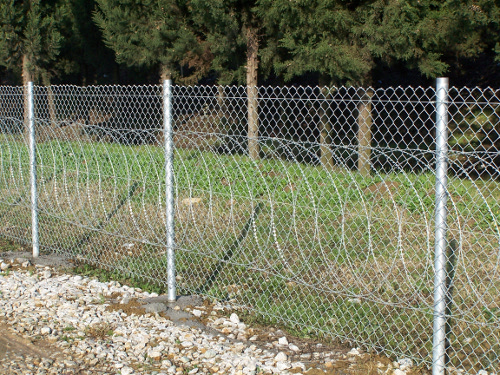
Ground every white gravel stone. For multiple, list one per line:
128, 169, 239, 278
41, 270, 52, 279
397, 357, 413, 371
274, 351, 287, 362
278, 336, 288, 346
0, 262, 10, 271
204, 349, 217, 359
276, 361, 292, 371
230, 313, 240, 324
148, 350, 162, 361
0, 265, 398, 375
161, 359, 172, 368
348, 348, 361, 355
121, 366, 135, 375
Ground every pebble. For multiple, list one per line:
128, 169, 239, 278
0, 266, 310, 375
204, 350, 217, 359
0, 262, 10, 271
41, 270, 52, 279
148, 350, 162, 361
274, 351, 287, 362
278, 336, 288, 346
6, 264, 473, 375
229, 313, 240, 324
122, 366, 135, 375
398, 357, 413, 371
348, 347, 361, 356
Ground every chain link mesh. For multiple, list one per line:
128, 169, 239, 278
0, 83, 498, 373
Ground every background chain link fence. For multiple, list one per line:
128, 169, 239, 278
0, 83, 499, 373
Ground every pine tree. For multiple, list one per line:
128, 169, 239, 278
357, 0, 500, 80
0, 0, 65, 131
0, 0, 64, 86
93, 0, 206, 83
258, 0, 373, 168
58, 0, 117, 85
358, 0, 450, 79
258, 0, 373, 86
190, 0, 282, 159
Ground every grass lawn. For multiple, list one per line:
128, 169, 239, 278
0, 131, 499, 372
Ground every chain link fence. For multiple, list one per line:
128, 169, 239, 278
0, 82, 499, 374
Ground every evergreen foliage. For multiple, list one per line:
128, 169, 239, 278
258, 0, 373, 86
59, 0, 116, 85
94, 0, 208, 83
0, 0, 498, 86
0, 0, 65, 84
190, 0, 255, 84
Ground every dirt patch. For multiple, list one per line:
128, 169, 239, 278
363, 181, 400, 199
0, 322, 59, 360
0, 249, 75, 270
105, 298, 146, 315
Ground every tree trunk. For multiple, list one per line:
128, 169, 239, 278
318, 75, 333, 169
42, 74, 57, 127
357, 89, 373, 176
217, 85, 228, 133
22, 54, 34, 136
246, 25, 259, 160
217, 86, 227, 116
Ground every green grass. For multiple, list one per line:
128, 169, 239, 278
0, 133, 499, 372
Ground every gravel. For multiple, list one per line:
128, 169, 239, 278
0, 259, 418, 375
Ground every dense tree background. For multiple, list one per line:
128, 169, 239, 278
0, 0, 65, 86
0, 0, 498, 87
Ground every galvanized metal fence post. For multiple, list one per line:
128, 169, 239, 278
28, 82, 39, 258
163, 79, 176, 302
432, 77, 450, 375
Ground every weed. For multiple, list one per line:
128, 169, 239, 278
84, 322, 115, 340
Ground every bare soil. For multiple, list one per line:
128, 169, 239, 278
0, 323, 58, 361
